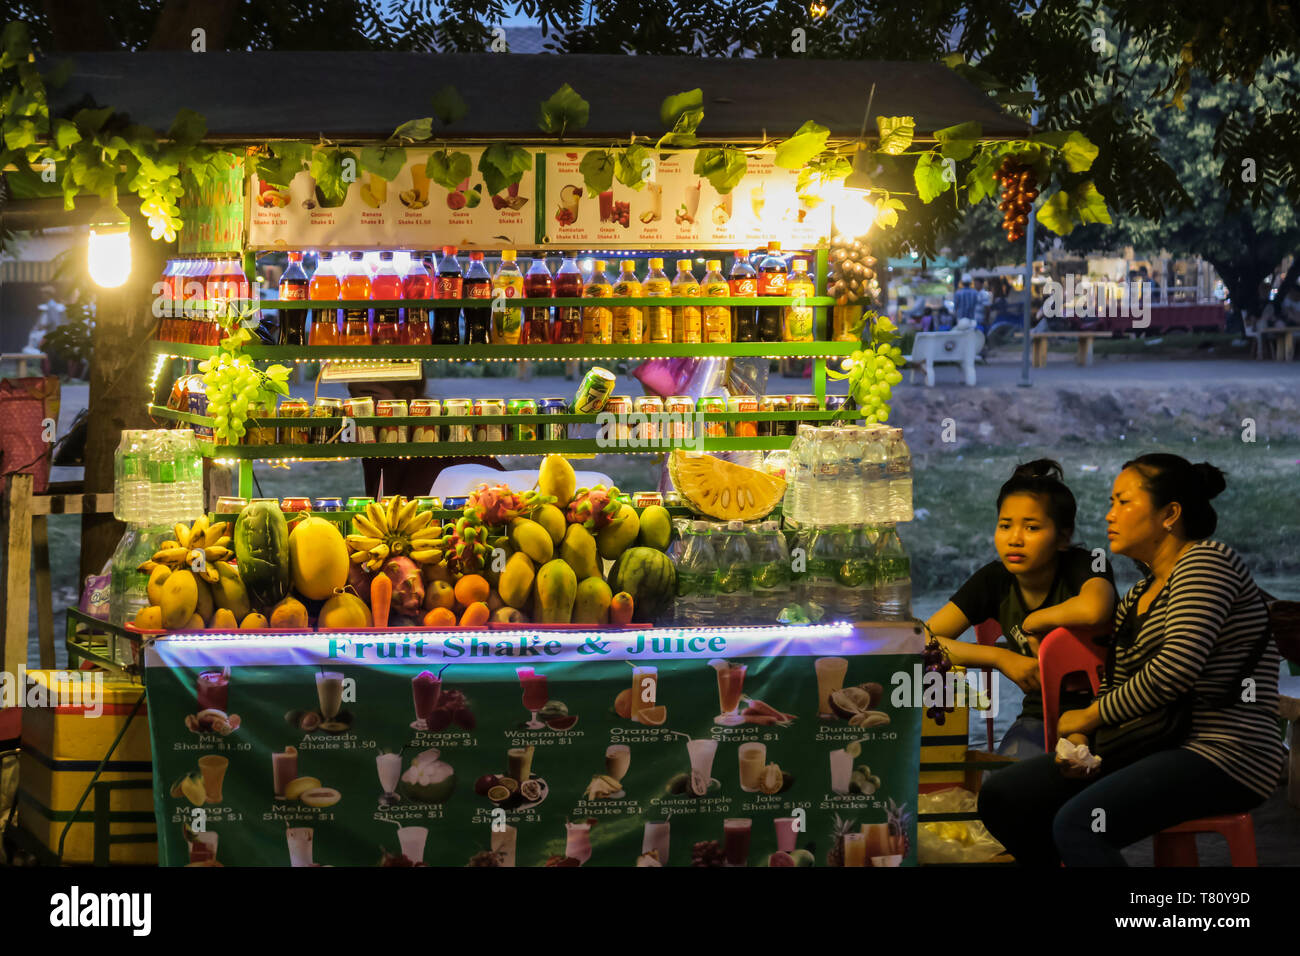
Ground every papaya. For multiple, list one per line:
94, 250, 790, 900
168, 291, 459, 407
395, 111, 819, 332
234, 501, 290, 613
288, 515, 349, 600
573, 577, 613, 626
211, 561, 252, 621
269, 595, 309, 629
498, 552, 536, 610
160, 569, 200, 630
318, 588, 373, 628
147, 564, 172, 606
596, 504, 640, 560
637, 505, 672, 551
210, 607, 238, 630
607, 547, 677, 625
539, 454, 577, 508
560, 524, 600, 580
610, 591, 635, 626
534, 559, 577, 624
532, 503, 567, 546
509, 518, 553, 564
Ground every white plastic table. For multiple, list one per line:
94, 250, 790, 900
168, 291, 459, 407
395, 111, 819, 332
906, 330, 983, 386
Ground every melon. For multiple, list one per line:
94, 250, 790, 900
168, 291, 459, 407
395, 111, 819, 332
607, 547, 676, 624
668, 450, 786, 521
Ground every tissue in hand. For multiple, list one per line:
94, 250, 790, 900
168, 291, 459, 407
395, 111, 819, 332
1055, 737, 1102, 770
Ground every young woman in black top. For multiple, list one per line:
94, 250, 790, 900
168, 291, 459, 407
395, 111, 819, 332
926, 460, 1117, 757
978, 454, 1286, 865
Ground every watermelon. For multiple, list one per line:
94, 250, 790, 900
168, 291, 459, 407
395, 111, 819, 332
607, 546, 677, 624
234, 501, 290, 613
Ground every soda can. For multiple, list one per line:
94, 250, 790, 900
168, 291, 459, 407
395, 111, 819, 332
214, 496, 247, 514
508, 398, 538, 441
443, 496, 468, 511
826, 395, 848, 413
538, 398, 569, 441
632, 492, 664, 508
727, 396, 759, 438
697, 396, 727, 438
244, 401, 275, 446
443, 398, 472, 443
573, 366, 616, 414
662, 492, 683, 507
409, 398, 441, 443
633, 396, 662, 443
605, 395, 631, 440
281, 497, 312, 512
314, 497, 344, 511
666, 395, 694, 441
760, 395, 793, 437
345, 496, 374, 512
376, 399, 409, 443
791, 394, 820, 428
313, 396, 344, 444
343, 397, 376, 443
473, 399, 506, 442
277, 398, 312, 445
414, 496, 442, 512
184, 377, 214, 441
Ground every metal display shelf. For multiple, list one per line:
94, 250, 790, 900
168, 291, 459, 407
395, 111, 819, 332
149, 340, 858, 361
262, 296, 838, 309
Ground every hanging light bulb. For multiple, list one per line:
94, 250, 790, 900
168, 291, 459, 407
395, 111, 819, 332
830, 185, 878, 237
87, 223, 132, 288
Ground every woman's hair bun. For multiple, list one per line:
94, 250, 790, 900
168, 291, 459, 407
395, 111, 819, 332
1011, 458, 1064, 482
1191, 462, 1227, 499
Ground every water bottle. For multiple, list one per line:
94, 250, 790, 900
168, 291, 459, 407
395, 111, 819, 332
677, 521, 720, 626
873, 526, 912, 620
786, 424, 817, 528
862, 426, 891, 525
852, 526, 879, 620
662, 519, 690, 627
886, 427, 914, 523
840, 427, 865, 527
108, 525, 167, 627
113, 431, 148, 523
751, 520, 793, 622
803, 528, 846, 615
813, 428, 846, 528
716, 520, 755, 623
175, 430, 205, 516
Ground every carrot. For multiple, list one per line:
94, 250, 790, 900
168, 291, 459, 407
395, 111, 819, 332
370, 572, 392, 629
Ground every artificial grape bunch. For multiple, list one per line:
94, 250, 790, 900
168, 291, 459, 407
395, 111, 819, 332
921, 634, 955, 724
197, 352, 290, 445
828, 233, 881, 306
996, 157, 1039, 242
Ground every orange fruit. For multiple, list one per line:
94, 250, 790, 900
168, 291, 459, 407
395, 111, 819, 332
423, 607, 457, 628
614, 687, 633, 720
426, 580, 455, 610
454, 574, 489, 608
638, 705, 667, 726
459, 601, 490, 627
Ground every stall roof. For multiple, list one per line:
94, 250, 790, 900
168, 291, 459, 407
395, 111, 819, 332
47, 52, 1025, 143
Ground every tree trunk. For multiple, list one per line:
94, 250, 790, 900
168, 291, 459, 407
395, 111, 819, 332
1205, 254, 1270, 332
79, 208, 170, 582
149, 0, 240, 50
1273, 255, 1300, 300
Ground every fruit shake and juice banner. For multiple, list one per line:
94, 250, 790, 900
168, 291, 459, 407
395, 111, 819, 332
145, 622, 922, 868
246, 149, 829, 251
248, 148, 535, 250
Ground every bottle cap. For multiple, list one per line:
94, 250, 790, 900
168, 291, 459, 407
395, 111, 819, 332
677, 259, 693, 270
502, 250, 516, 260
288, 251, 302, 260
767, 241, 781, 252
442, 245, 457, 255
649, 258, 663, 268
349, 250, 364, 259
692, 520, 712, 532
593, 259, 606, 270
734, 249, 749, 258
706, 259, 722, 271
470, 251, 485, 260
622, 259, 636, 269
379, 251, 394, 260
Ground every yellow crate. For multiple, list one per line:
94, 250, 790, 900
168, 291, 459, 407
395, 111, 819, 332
17, 790, 157, 865
18, 670, 149, 762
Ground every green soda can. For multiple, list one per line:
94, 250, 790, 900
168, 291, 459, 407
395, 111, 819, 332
573, 366, 617, 414
508, 398, 538, 440
345, 496, 374, 513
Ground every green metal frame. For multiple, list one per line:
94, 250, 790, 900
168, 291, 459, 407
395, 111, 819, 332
150, 339, 856, 361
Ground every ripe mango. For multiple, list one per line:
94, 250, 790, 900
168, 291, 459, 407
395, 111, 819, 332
160, 569, 200, 630
194, 576, 215, 624
596, 505, 640, 561
133, 605, 163, 630
147, 565, 172, 606
573, 577, 613, 626
211, 562, 252, 621
240, 612, 269, 630
610, 591, 635, 626
560, 524, 600, 580
532, 503, 567, 545
185, 613, 206, 630
211, 607, 238, 630
509, 518, 554, 564
269, 595, 309, 629
534, 559, 577, 623
539, 454, 577, 508
637, 505, 672, 551
499, 551, 536, 610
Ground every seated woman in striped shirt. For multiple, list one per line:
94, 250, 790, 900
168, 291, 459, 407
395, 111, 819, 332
978, 454, 1286, 866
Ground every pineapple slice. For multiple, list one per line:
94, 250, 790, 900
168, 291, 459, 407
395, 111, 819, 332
668, 450, 786, 521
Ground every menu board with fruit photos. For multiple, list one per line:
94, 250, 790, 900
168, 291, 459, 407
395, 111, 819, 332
248, 148, 535, 250
146, 624, 921, 868
542, 148, 831, 251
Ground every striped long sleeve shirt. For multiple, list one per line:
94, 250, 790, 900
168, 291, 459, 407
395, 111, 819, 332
1096, 540, 1286, 798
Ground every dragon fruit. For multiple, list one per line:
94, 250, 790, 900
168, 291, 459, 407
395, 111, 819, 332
566, 485, 625, 532
381, 556, 425, 618
435, 510, 506, 575
467, 483, 556, 527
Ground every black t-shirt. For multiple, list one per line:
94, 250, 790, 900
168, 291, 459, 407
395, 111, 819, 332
949, 547, 1115, 719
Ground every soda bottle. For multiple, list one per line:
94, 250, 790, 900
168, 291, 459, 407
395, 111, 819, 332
757, 241, 788, 342
433, 246, 464, 345
277, 252, 309, 345
612, 259, 643, 344
552, 257, 583, 343
340, 251, 371, 345
783, 258, 815, 342
523, 256, 554, 344
642, 257, 673, 344
402, 251, 432, 345
156, 260, 176, 341
491, 251, 524, 344
463, 252, 492, 344
308, 251, 340, 345
582, 259, 613, 345
728, 250, 758, 342
701, 259, 731, 343
371, 251, 403, 345
670, 259, 702, 344
182, 259, 209, 345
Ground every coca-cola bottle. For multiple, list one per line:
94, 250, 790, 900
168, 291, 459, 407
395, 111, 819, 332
463, 252, 492, 345
523, 256, 553, 344
402, 251, 432, 345
277, 252, 309, 345
756, 241, 787, 342
728, 250, 759, 342
552, 257, 583, 343
432, 246, 463, 345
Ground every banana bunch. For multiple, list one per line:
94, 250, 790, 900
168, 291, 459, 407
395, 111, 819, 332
138, 515, 233, 582
346, 495, 442, 571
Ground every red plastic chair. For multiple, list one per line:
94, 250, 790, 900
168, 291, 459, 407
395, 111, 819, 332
1038, 628, 1258, 867
973, 620, 1002, 751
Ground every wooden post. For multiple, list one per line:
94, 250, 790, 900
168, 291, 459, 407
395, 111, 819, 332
2, 474, 34, 674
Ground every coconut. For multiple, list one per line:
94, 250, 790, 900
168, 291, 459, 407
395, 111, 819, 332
399, 752, 456, 804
